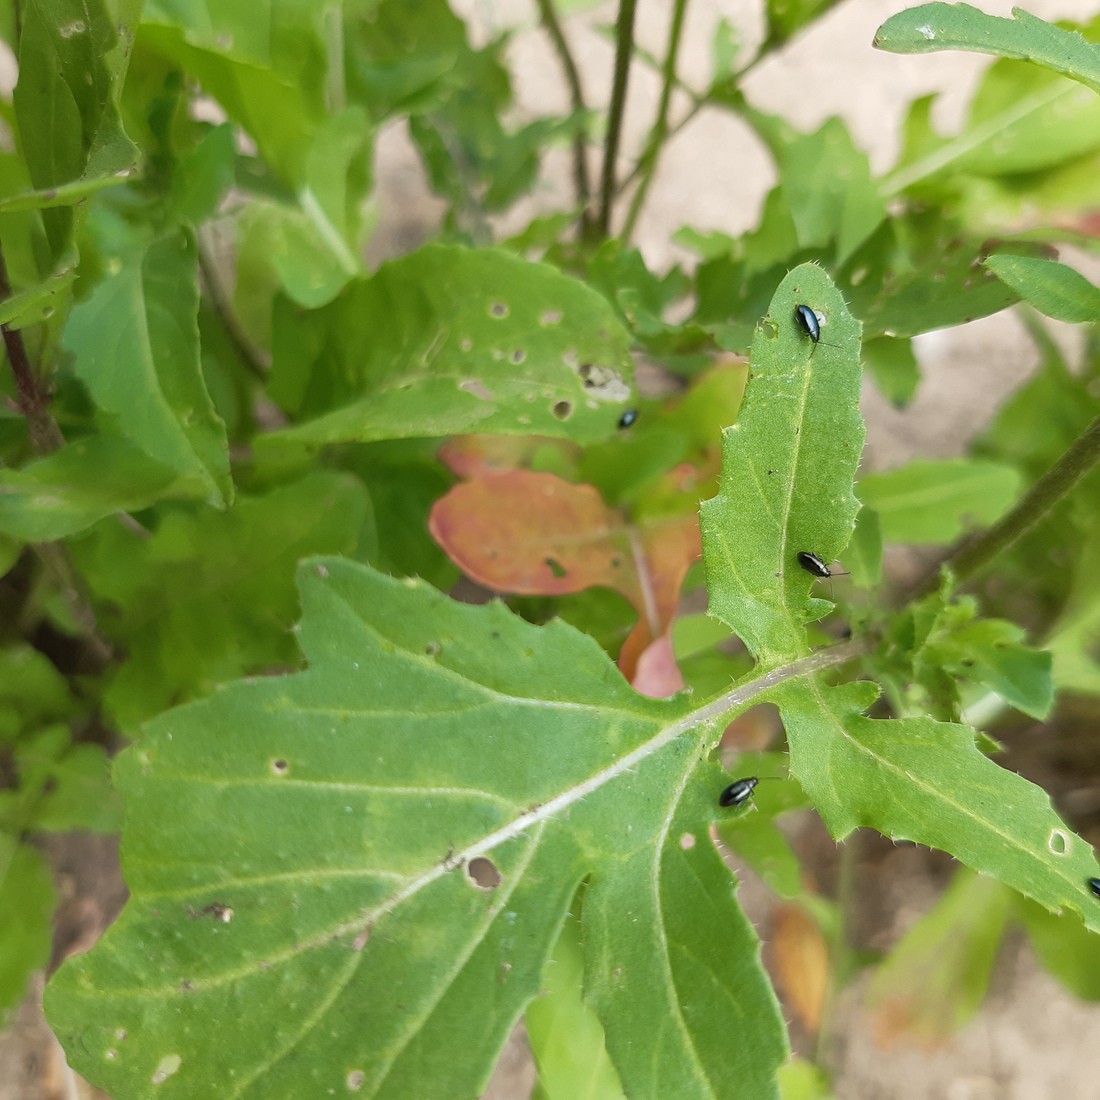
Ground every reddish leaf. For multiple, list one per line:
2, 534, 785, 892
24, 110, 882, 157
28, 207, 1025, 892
427, 469, 700, 684
772, 904, 829, 1034
632, 633, 687, 698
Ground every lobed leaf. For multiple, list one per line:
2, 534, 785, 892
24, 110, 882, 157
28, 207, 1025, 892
769, 676, 1100, 932
46, 556, 789, 1100
700, 262, 864, 666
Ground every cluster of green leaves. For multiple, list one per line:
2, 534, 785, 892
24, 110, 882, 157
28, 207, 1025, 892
0, 0, 1099, 1096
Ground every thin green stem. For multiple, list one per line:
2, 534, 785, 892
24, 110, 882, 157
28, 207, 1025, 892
534, 0, 592, 232
614, 44, 771, 199
912, 411, 1100, 598
621, 0, 690, 243
815, 830, 859, 1072
196, 232, 270, 382
596, 0, 639, 238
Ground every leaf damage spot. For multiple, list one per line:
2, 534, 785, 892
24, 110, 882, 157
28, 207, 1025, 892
346, 1070, 365, 1091
1049, 828, 1070, 855
512, 349, 526, 364
150, 1054, 182, 1085
424, 641, 441, 657
316, 564, 329, 578
270, 758, 290, 776
459, 379, 495, 401
488, 302, 509, 318
576, 362, 631, 403
59, 18, 86, 36
352, 926, 371, 951
544, 557, 567, 578
467, 856, 503, 889
540, 309, 562, 325
552, 400, 573, 420
460, 338, 472, 351
679, 832, 696, 849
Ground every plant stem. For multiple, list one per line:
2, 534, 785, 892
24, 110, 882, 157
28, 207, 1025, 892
34, 541, 113, 667
614, 46, 770, 199
913, 411, 1100, 597
815, 829, 859, 1072
595, 0, 639, 238
535, 0, 592, 232
196, 232, 270, 382
621, 0, 689, 243
0, 244, 64, 454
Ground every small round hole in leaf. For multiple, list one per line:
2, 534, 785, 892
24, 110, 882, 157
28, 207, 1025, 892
346, 1070, 365, 1091
512, 349, 526, 364
424, 641, 441, 657
489, 302, 509, 318
552, 400, 573, 420
270, 758, 289, 776
680, 833, 696, 849
1049, 829, 1069, 855
467, 857, 502, 889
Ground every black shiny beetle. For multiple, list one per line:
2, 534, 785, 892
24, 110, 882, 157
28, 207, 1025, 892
719, 776, 759, 809
1088, 877, 1100, 899
618, 408, 638, 429
797, 551, 848, 579
794, 304, 837, 355
794, 304, 821, 343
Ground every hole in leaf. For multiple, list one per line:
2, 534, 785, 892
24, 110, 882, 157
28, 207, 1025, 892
544, 557, 567, 578
459, 379, 495, 401
467, 857, 503, 889
512, 349, 526, 364
680, 833, 696, 849
346, 1070, 365, 1091
552, 400, 573, 420
150, 1054, 182, 1085
1049, 829, 1069, 855
540, 309, 562, 325
424, 641, 441, 657
271, 758, 289, 776
489, 302, 509, 318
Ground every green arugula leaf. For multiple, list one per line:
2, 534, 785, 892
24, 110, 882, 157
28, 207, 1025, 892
770, 675, 1100, 931
12, 0, 140, 254
856, 459, 1021, 543
46, 556, 791, 1100
698, 262, 1100, 935
74, 471, 370, 732
266, 245, 635, 445
700, 262, 864, 666
0, 836, 55, 1017
0, 436, 182, 542
64, 226, 232, 506
874, 4, 1100, 94
984, 254, 1100, 324
923, 604, 1054, 719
